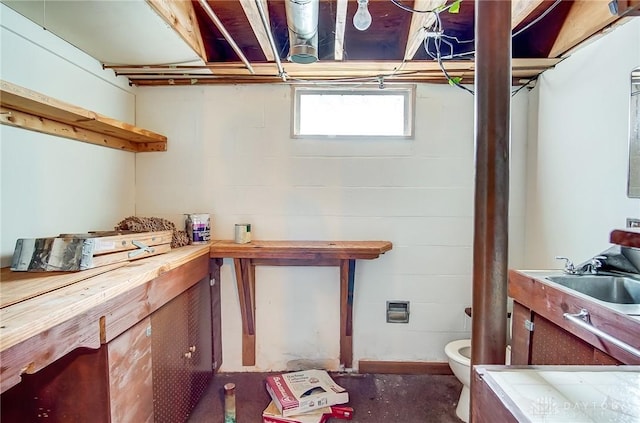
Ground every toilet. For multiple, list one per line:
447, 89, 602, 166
445, 339, 473, 422
445, 339, 512, 422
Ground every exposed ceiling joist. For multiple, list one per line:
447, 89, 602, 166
550, 0, 640, 57
334, 0, 348, 61
145, 0, 207, 62
511, 0, 546, 28
403, 0, 447, 61
197, 0, 255, 74
253, 0, 287, 80
4, 0, 635, 86
239, 0, 275, 61
110, 58, 561, 86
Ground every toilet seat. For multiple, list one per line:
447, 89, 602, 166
444, 339, 471, 366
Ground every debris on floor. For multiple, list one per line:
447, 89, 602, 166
186, 372, 463, 423
263, 369, 353, 422
262, 401, 354, 423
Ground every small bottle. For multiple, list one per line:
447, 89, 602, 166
224, 383, 236, 423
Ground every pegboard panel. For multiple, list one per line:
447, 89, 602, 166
530, 314, 620, 365
151, 278, 213, 422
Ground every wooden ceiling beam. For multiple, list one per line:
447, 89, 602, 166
404, 0, 446, 61
129, 71, 546, 86
145, 0, 207, 62
511, 0, 545, 28
239, 0, 275, 61
120, 58, 560, 86
334, 0, 348, 61
110, 58, 560, 76
549, 0, 640, 57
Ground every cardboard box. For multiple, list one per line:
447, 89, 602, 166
262, 401, 329, 423
262, 401, 354, 423
265, 370, 349, 417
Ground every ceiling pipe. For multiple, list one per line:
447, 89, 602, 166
285, 0, 319, 64
254, 0, 287, 81
197, 0, 255, 75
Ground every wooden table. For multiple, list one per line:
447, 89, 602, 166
209, 240, 393, 368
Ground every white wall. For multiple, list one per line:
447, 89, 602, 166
0, 4, 137, 266
524, 19, 640, 269
135, 83, 529, 370
10, 0, 635, 372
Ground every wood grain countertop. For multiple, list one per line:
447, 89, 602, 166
209, 240, 393, 260
0, 244, 210, 393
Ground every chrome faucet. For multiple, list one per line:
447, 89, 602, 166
556, 255, 606, 275
582, 255, 607, 274
555, 256, 578, 274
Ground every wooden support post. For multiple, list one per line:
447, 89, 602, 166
339, 259, 355, 369
233, 258, 256, 366
471, 0, 511, 373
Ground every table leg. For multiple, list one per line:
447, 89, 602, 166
210, 258, 223, 371
233, 258, 256, 366
340, 259, 355, 369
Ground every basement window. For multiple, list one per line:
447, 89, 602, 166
292, 86, 415, 139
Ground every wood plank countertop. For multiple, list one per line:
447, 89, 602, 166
0, 244, 210, 393
209, 240, 393, 260
0, 262, 129, 308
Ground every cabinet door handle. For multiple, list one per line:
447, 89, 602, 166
563, 309, 640, 358
184, 351, 192, 359
189, 345, 196, 353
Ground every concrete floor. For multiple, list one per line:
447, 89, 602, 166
188, 372, 464, 422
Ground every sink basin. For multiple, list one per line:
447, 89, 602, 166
545, 275, 640, 304
544, 274, 640, 314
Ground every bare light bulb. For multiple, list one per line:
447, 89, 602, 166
353, 0, 371, 31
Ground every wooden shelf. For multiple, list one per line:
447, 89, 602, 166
0, 80, 166, 153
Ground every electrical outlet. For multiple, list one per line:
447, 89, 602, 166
627, 218, 640, 228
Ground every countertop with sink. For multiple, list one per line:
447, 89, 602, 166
508, 228, 640, 366
512, 269, 640, 316
489, 229, 640, 422
509, 268, 640, 365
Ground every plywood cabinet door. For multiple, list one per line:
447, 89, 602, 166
185, 276, 214, 413
0, 256, 214, 423
510, 301, 621, 366
151, 278, 213, 423
107, 316, 154, 423
530, 313, 620, 365
509, 301, 533, 365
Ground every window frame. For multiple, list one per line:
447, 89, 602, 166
291, 85, 416, 140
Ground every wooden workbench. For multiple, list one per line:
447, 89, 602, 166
209, 240, 393, 369
0, 244, 211, 393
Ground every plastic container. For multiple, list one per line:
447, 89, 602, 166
185, 214, 211, 244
